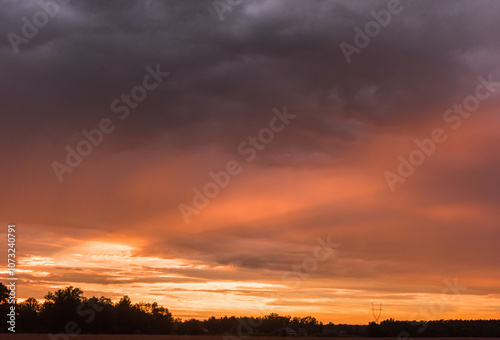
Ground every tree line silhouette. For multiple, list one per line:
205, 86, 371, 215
368, 318, 500, 338
0, 284, 173, 334
1, 283, 499, 336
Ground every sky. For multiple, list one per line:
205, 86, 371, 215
1, 0, 500, 324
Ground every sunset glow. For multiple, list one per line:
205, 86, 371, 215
2, 0, 500, 328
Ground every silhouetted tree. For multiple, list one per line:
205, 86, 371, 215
40, 286, 85, 333
0, 283, 8, 303
177, 318, 203, 334
18, 297, 40, 332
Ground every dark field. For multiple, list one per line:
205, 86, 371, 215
3, 336, 500, 340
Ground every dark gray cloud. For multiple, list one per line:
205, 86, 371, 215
2, 0, 500, 153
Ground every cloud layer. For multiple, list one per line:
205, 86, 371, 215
1, 0, 500, 323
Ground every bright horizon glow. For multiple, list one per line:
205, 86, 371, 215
2, 0, 500, 327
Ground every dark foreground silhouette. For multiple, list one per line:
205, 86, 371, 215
1, 284, 499, 337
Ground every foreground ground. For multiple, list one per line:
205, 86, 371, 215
3, 336, 500, 340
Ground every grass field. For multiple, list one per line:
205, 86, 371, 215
3, 336, 500, 340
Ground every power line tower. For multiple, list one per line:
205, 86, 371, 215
371, 302, 383, 323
